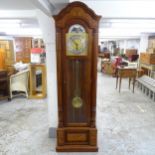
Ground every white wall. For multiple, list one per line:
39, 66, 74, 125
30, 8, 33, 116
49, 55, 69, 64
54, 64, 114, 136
126, 39, 140, 50
139, 33, 149, 52
116, 39, 140, 54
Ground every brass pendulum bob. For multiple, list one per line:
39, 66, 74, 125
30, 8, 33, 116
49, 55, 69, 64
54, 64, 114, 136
72, 60, 83, 108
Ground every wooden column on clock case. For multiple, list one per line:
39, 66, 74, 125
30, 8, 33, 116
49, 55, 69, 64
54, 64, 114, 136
53, 1, 101, 152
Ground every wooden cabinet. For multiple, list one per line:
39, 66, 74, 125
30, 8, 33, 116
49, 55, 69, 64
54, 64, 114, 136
29, 64, 46, 99
102, 61, 113, 75
0, 70, 9, 100
54, 1, 101, 152
14, 37, 32, 63
0, 48, 5, 69
140, 53, 155, 65
126, 49, 137, 57
148, 36, 155, 49
32, 38, 45, 48
0, 39, 15, 70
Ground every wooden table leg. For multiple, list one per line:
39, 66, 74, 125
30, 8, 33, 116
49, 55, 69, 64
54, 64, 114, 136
119, 77, 122, 93
116, 76, 118, 89
129, 77, 131, 89
133, 77, 136, 93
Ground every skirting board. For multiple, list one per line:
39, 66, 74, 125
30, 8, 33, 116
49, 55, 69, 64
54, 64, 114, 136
49, 127, 56, 138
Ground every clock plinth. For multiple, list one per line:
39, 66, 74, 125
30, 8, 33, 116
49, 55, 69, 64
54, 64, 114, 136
53, 1, 101, 152
56, 127, 98, 152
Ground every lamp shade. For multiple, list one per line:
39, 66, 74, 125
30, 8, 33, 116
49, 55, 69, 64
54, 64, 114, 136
31, 48, 45, 54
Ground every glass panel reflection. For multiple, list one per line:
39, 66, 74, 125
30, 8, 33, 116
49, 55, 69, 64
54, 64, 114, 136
35, 69, 42, 93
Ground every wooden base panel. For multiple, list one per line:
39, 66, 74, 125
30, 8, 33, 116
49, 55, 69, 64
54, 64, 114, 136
29, 94, 46, 99
56, 145, 98, 152
56, 127, 98, 152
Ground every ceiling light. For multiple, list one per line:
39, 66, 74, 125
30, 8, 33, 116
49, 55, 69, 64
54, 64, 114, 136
0, 19, 20, 24
0, 23, 20, 28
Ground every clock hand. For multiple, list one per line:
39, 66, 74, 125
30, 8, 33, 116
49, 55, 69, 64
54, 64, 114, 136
74, 42, 79, 50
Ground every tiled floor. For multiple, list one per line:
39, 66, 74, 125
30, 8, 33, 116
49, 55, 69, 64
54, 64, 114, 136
0, 73, 155, 155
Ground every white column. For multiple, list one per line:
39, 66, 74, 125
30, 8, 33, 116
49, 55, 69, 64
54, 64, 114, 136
123, 39, 127, 54
139, 33, 149, 53
36, 9, 58, 137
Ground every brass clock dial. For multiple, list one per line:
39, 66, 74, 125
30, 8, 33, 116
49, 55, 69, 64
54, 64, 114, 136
66, 24, 88, 56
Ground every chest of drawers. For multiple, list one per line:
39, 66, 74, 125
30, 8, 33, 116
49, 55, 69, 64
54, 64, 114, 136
140, 53, 155, 65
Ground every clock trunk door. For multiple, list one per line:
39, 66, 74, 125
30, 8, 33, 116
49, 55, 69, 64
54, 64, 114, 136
62, 25, 92, 127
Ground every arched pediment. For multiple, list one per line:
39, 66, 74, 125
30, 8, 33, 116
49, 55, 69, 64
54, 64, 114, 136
53, 1, 101, 29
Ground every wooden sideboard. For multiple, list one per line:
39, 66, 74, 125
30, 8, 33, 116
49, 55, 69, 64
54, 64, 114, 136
140, 63, 155, 77
125, 49, 137, 57
140, 53, 155, 65
14, 37, 32, 63
98, 52, 110, 59
139, 53, 155, 78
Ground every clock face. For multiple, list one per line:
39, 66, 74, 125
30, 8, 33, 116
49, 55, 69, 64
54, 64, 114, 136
66, 24, 88, 56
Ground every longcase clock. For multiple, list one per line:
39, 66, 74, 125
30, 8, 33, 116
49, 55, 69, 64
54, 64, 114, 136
53, 1, 101, 152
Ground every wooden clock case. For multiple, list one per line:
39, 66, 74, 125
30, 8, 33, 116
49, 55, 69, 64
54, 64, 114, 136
53, 1, 101, 152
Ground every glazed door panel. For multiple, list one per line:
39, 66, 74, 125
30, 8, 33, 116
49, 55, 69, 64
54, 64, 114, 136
63, 59, 91, 126
62, 27, 93, 127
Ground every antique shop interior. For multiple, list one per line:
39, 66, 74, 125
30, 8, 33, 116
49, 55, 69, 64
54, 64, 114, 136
0, 0, 155, 154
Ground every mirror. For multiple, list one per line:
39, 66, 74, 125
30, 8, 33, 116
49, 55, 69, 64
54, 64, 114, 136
29, 64, 46, 99
35, 68, 42, 94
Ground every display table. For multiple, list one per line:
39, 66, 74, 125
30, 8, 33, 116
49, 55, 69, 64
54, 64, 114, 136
116, 67, 137, 93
